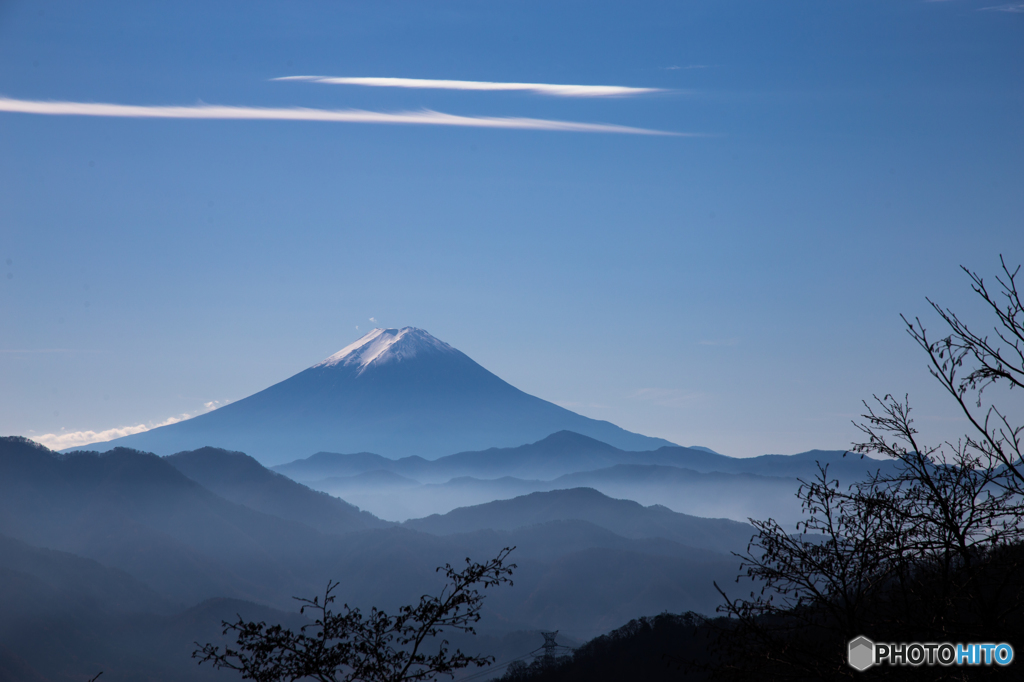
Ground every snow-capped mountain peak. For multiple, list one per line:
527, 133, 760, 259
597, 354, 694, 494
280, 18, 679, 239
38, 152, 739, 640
315, 327, 456, 373
84, 325, 675, 462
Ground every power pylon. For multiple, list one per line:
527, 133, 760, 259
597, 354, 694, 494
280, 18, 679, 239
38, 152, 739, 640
540, 631, 560, 666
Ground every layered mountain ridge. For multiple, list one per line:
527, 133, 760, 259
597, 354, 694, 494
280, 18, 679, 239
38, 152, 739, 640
0, 427, 885, 680
276, 430, 894, 524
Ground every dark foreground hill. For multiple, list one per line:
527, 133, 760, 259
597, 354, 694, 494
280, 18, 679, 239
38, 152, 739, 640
0, 527, 308, 682
489, 612, 715, 682
0, 436, 335, 607
0, 584, 308, 682
494, 542, 1024, 682
0, 533, 173, 618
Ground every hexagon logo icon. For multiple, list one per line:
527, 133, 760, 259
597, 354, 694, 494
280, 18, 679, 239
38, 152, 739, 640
848, 636, 875, 671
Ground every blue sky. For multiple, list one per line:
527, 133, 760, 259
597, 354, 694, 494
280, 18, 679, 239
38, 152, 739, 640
1, 0, 1021, 456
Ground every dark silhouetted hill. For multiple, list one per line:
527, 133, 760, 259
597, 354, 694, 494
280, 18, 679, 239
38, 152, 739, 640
0, 533, 172, 615
164, 446, 389, 534
0, 572, 307, 682
0, 436, 333, 606
403, 488, 754, 555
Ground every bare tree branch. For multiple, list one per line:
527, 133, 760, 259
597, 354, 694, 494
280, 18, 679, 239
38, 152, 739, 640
194, 547, 516, 682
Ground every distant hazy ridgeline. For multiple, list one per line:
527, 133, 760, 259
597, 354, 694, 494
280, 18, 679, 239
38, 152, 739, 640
274, 430, 895, 524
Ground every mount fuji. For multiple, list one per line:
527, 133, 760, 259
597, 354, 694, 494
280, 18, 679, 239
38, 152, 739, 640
84, 327, 674, 465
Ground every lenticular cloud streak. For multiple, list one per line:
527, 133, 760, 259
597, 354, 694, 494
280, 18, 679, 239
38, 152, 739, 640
275, 75, 663, 98
0, 97, 678, 135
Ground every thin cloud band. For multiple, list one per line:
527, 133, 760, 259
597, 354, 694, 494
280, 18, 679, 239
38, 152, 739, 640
0, 97, 682, 135
274, 75, 665, 98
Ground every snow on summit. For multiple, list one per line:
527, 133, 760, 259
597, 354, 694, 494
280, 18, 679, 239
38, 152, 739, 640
80, 324, 676, 460
316, 327, 456, 373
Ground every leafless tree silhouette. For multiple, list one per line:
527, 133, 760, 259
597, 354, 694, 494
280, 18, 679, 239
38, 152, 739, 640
904, 255, 1024, 488
711, 257, 1024, 680
195, 547, 515, 682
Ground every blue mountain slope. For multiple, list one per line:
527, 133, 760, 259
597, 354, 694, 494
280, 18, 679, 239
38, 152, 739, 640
81, 328, 673, 465
164, 447, 389, 534
403, 487, 755, 556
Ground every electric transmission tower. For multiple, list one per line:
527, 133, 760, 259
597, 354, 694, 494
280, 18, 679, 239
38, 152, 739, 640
540, 630, 565, 659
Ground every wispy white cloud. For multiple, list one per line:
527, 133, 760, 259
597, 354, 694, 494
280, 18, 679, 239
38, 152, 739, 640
980, 3, 1024, 11
29, 400, 230, 451
0, 97, 681, 135
275, 75, 664, 98
32, 420, 179, 451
